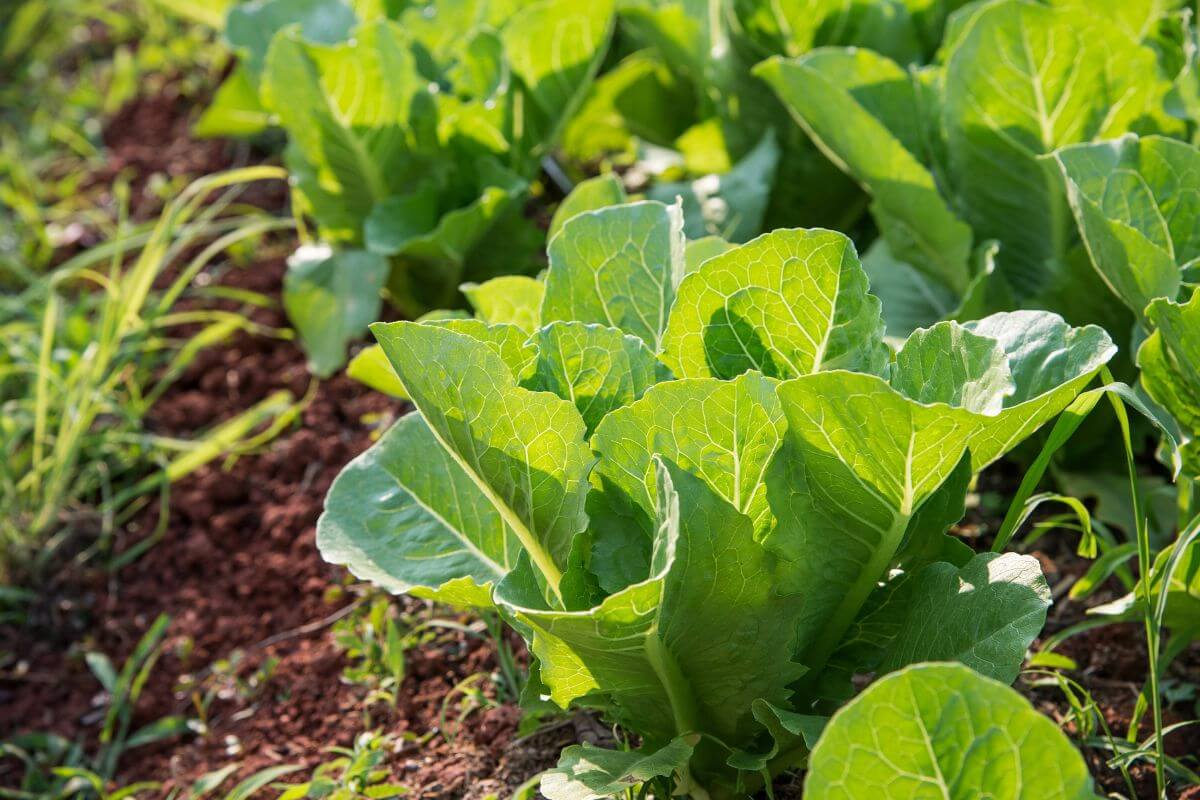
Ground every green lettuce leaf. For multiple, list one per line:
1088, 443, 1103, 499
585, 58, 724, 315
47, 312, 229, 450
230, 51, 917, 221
1049, 134, 1196, 319
317, 413, 511, 610
661, 228, 888, 379
541, 736, 695, 800
587, 372, 784, 592
755, 49, 972, 295
281, 245, 388, 377
371, 321, 594, 608
942, 0, 1167, 299
526, 322, 664, 435
804, 662, 1098, 799
542, 201, 686, 350
498, 460, 805, 783
1139, 289, 1200, 474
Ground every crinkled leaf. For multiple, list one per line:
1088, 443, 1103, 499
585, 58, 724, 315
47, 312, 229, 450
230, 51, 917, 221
1139, 289, 1200, 474
543, 201, 685, 349
282, 245, 388, 377
890, 321, 1015, 414
587, 372, 785, 592
526, 322, 663, 435
804, 663, 1098, 799
462, 275, 545, 332
661, 228, 887, 380
371, 321, 593, 607
962, 311, 1115, 469
430, 318, 538, 382
1050, 134, 1196, 318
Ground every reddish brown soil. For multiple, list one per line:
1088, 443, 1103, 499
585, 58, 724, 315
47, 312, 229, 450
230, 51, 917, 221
0, 250, 570, 797
1021, 526, 1200, 798
1, 82, 563, 796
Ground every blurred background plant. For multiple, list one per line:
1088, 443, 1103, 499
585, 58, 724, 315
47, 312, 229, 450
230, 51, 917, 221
0, 0, 231, 278
0, 167, 297, 585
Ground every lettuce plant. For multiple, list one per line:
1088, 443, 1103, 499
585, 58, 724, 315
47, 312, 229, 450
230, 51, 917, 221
318, 198, 1115, 796
564, 0, 1001, 245
200, 0, 614, 374
756, 0, 1200, 482
1049, 134, 1200, 476
756, 0, 1193, 338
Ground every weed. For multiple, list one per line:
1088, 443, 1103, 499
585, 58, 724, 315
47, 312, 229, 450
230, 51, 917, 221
0, 615, 188, 799
0, 167, 296, 579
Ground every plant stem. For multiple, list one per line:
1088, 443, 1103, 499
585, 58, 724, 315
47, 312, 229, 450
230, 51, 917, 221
1104, 375, 1166, 798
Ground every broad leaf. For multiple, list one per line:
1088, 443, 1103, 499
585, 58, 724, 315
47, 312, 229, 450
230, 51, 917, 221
961, 312, 1115, 469
462, 275, 545, 333
942, 0, 1166, 299
194, 63, 271, 138
756, 50, 972, 294
526, 322, 663, 435
860, 238, 957, 341
371, 321, 593, 607
1139, 289, 1200, 474
804, 663, 1098, 799
767, 370, 987, 677
502, 0, 615, 160
889, 321, 1014, 414
499, 460, 805, 762
1050, 134, 1197, 318
263, 21, 424, 237
373, 165, 530, 312
281, 245, 388, 377
661, 228, 888, 380
542, 201, 686, 350
587, 372, 785, 592
733, 0, 923, 65
345, 343, 405, 399
870, 553, 1051, 682
318, 414, 515, 609
541, 737, 695, 800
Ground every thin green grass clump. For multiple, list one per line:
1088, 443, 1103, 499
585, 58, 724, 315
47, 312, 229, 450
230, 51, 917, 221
0, 167, 297, 580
